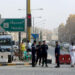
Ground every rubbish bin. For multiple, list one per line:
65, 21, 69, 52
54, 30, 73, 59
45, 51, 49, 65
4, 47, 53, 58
8, 55, 12, 63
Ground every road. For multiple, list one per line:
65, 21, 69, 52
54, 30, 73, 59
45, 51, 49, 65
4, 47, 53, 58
0, 46, 75, 75
0, 65, 75, 75
48, 46, 55, 63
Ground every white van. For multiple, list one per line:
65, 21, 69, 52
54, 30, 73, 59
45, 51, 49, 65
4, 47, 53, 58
0, 35, 14, 63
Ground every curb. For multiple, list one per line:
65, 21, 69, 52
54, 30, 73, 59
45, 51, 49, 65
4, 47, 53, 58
0, 63, 32, 66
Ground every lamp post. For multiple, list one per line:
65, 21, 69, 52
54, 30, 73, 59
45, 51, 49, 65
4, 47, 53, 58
39, 23, 45, 41
18, 8, 43, 11
32, 16, 42, 33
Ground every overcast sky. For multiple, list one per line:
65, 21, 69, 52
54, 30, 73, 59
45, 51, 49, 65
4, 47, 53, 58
0, 0, 75, 30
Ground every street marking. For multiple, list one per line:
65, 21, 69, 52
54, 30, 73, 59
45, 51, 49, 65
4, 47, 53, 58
0, 63, 31, 66
8, 63, 16, 66
0, 64, 2, 66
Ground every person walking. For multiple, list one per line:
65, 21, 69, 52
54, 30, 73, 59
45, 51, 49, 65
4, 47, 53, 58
69, 42, 75, 67
36, 41, 42, 65
27, 40, 32, 52
31, 40, 36, 67
41, 41, 48, 67
55, 41, 60, 68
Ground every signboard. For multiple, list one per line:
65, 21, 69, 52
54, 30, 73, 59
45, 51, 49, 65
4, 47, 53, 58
31, 34, 39, 39
0, 18, 25, 32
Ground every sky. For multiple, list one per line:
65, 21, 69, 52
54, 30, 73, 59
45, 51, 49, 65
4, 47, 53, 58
0, 0, 75, 30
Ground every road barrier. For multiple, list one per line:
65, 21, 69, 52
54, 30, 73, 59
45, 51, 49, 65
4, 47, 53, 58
64, 54, 71, 64
59, 55, 65, 64
56, 54, 71, 64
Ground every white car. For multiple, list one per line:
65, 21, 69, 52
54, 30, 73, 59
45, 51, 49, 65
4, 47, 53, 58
13, 45, 19, 51
63, 43, 70, 49
62, 42, 70, 48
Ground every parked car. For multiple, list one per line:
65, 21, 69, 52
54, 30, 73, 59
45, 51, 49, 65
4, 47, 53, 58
13, 45, 19, 51
61, 42, 70, 49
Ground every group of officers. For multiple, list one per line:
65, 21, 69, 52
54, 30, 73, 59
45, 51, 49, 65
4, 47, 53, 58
31, 40, 61, 68
27, 40, 61, 68
21, 40, 61, 68
31, 40, 48, 67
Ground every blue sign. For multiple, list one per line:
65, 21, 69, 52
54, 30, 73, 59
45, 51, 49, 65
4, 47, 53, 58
31, 34, 39, 39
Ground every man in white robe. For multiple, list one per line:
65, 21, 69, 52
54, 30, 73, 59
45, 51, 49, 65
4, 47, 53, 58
69, 42, 75, 67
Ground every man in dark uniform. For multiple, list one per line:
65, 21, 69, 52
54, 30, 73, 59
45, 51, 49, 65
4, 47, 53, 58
55, 41, 60, 68
36, 41, 42, 65
41, 41, 48, 67
31, 40, 36, 67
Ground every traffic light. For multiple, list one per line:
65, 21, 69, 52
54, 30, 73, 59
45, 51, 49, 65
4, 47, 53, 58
27, 14, 31, 27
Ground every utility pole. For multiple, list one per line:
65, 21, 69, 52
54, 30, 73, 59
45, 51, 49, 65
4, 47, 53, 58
26, 0, 31, 42
40, 31, 42, 42
18, 32, 21, 60
32, 17, 41, 33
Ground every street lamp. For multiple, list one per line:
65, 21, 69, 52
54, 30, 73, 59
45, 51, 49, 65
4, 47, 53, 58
32, 16, 42, 33
18, 8, 43, 11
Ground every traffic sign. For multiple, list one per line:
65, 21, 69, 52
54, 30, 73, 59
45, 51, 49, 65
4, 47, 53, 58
31, 34, 39, 39
0, 18, 25, 32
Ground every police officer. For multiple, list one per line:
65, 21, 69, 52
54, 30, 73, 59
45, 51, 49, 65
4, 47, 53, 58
55, 41, 60, 68
41, 41, 48, 67
31, 40, 36, 67
36, 41, 42, 65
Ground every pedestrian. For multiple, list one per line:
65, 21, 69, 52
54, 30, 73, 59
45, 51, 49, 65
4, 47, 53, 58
36, 41, 42, 65
41, 41, 48, 67
27, 40, 32, 52
55, 41, 60, 68
31, 40, 36, 67
69, 42, 75, 67
20, 41, 26, 59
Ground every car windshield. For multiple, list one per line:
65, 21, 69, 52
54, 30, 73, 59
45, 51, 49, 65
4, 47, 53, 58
0, 38, 12, 45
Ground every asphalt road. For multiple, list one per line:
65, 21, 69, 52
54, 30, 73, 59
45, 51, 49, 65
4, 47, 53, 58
48, 46, 55, 63
0, 65, 75, 75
